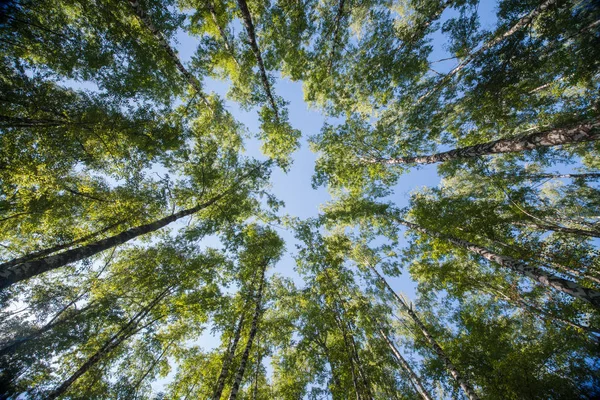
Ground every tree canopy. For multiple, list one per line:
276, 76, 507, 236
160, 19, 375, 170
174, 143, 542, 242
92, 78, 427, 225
1, 0, 599, 398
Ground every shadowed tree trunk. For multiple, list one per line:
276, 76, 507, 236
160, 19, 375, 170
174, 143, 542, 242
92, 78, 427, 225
517, 220, 600, 239
327, 0, 346, 73
127, 0, 209, 106
379, 328, 433, 400
228, 262, 267, 400
372, 119, 599, 165
212, 312, 246, 400
205, 0, 240, 67
45, 287, 171, 399
418, 0, 558, 102
0, 299, 95, 357
394, 217, 600, 308
235, 0, 280, 122
482, 283, 600, 339
0, 220, 123, 271
0, 176, 252, 289
367, 264, 481, 400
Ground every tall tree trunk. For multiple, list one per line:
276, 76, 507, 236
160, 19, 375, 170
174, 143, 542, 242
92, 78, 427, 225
482, 284, 600, 338
519, 172, 600, 181
517, 220, 600, 239
0, 298, 95, 357
314, 334, 343, 399
378, 328, 433, 400
252, 334, 261, 400
127, 0, 209, 106
327, 0, 346, 73
372, 119, 599, 165
0, 220, 123, 271
418, 0, 558, 102
130, 341, 173, 397
395, 217, 600, 308
212, 312, 247, 400
205, 0, 240, 67
0, 185, 238, 289
45, 287, 171, 399
367, 265, 480, 400
228, 262, 267, 400
397, 0, 453, 52
235, 0, 280, 122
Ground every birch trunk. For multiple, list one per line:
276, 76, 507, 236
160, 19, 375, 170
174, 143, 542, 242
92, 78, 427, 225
522, 172, 600, 181
518, 221, 600, 239
127, 0, 209, 106
327, 0, 346, 72
418, 0, 558, 102
395, 218, 600, 308
228, 263, 267, 400
483, 284, 600, 338
367, 265, 480, 400
0, 220, 123, 271
235, 0, 280, 122
0, 189, 231, 288
375, 119, 599, 165
0, 298, 93, 357
379, 328, 433, 400
212, 312, 246, 400
45, 288, 170, 399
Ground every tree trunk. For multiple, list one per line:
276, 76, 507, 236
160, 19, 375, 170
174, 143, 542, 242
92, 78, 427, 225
378, 328, 433, 400
45, 287, 170, 399
130, 341, 173, 397
327, 0, 346, 73
0, 220, 123, 271
228, 262, 267, 400
235, 0, 280, 122
127, 0, 209, 106
483, 284, 600, 338
397, 0, 452, 52
0, 189, 231, 289
367, 265, 480, 400
205, 0, 240, 67
524, 172, 600, 181
374, 119, 599, 165
418, 0, 557, 102
395, 217, 600, 308
0, 298, 94, 357
314, 334, 342, 399
212, 312, 246, 400
517, 220, 600, 239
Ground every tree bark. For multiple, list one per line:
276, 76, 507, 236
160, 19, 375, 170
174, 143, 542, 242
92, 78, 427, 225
378, 328, 433, 400
212, 312, 246, 400
0, 188, 233, 289
45, 287, 171, 399
374, 119, 600, 165
396, 0, 453, 52
235, 0, 280, 122
367, 265, 481, 400
228, 262, 267, 400
523, 172, 600, 181
327, 0, 346, 73
205, 0, 240, 67
0, 298, 94, 357
418, 0, 558, 102
127, 0, 209, 106
483, 284, 600, 338
396, 217, 600, 309
0, 220, 123, 271
517, 220, 600, 239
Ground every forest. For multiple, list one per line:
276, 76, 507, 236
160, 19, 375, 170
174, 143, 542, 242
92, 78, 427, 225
0, 0, 599, 398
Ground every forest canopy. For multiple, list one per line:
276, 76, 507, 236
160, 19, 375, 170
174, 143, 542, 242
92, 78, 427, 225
1, 0, 599, 398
